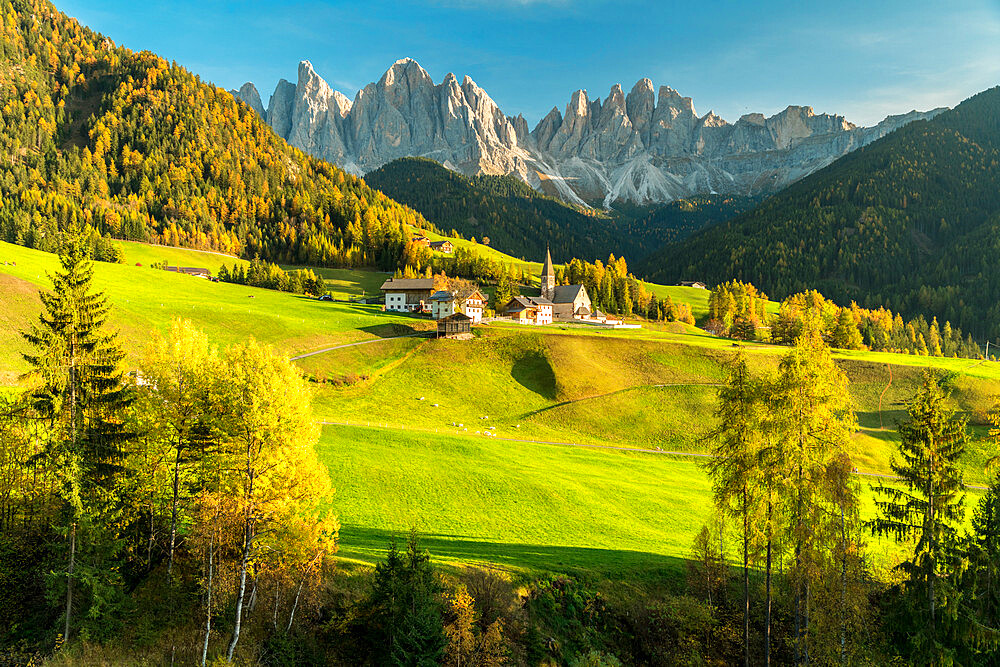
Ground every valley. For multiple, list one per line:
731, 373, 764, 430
2, 0, 998, 662
3, 239, 995, 587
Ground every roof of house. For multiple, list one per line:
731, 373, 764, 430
380, 278, 436, 291
576, 306, 591, 316
503, 296, 534, 313
504, 295, 552, 313
429, 240, 453, 248
551, 284, 587, 303
454, 287, 486, 303
166, 266, 210, 275
440, 312, 471, 322
430, 290, 456, 301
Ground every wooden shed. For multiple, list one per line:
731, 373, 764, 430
437, 312, 472, 338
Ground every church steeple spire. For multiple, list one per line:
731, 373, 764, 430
541, 244, 555, 300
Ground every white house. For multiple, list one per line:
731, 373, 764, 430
430, 287, 487, 323
380, 278, 436, 313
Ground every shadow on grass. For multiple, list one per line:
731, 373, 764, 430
510, 348, 558, 400
359, 323, 434, 338
856, 408, 908, 430
336, 524, 688, 581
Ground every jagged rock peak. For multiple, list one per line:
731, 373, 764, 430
567, 89, 590, 116
380, 57, 432, 87
230, 82, 266, 119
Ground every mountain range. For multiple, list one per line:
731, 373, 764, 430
232, 59, 945, 207
642, 86, 1000, 339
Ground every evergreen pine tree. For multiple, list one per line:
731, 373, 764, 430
869, 373, 969, 664
21, 225, 132, 642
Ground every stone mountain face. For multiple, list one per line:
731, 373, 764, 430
232, 59, 945, 207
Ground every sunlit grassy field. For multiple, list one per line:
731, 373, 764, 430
3, 239, 997, 582
0, 240, 431, 380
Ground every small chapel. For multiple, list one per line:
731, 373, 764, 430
540, 246, 593, 321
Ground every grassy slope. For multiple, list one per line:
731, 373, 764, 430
0, 240, 433, 379
320, 424, 709, 580
3, 240, 996, 580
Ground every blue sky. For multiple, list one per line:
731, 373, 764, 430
59, 0, 1000, 127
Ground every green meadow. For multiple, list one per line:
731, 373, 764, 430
0, 240, 431, 381
2, 239, 997, 580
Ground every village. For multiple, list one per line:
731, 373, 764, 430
380, 248, 639, 337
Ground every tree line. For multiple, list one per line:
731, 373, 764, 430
558, 254, 695, 323
706, 332, 1000, 665
216, 260, 325, 296
709, 279, 983, 358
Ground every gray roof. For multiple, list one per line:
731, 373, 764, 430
551, 284, 586, 303
504, 295, 551, 313
380, 278, 436, 291
430, 290, 455, 301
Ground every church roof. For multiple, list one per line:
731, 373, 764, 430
551, 284, 587, 304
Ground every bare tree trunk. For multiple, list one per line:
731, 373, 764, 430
840, 505, 847, 665
64, 521, 76, 644
248, 576, 258, 614
273, 584, 280, 631
168, 445, 181, 576
286, 573, 307, 634
743, 494, 750, 667
765, 502, 773, 667
227, 517, 251, 661
201, 525, 214, 667
148, 501, 155, 569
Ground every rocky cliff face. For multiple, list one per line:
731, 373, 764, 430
234, 59, 945, 207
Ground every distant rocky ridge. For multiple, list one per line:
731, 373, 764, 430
230, 59, 945, 207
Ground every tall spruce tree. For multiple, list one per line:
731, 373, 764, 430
869, 373, 968, 664
21, 225, 131, 642
966, 477, 1000, 659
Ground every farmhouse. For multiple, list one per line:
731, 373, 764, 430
380, 277, 436, 313
429, 240, 454, 253
503, 295, 553, 325
679, 280, 707, 289
539, 247, 592, 321
430, 287, 486, 322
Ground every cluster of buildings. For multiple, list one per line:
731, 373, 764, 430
379, 247, 626, 336
411, 236, 454, 253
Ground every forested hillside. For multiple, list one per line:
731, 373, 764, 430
642, 86, 1000, 338
0, 0, 431, 270
366, 157, 753, 263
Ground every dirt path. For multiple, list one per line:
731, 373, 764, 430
290, 332, 432, 361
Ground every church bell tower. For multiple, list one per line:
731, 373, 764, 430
541, 245, 555, 300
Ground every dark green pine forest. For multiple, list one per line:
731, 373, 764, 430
366, 156, 754, 263
642, 86, 1000, 339
0, 0, 434, 271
